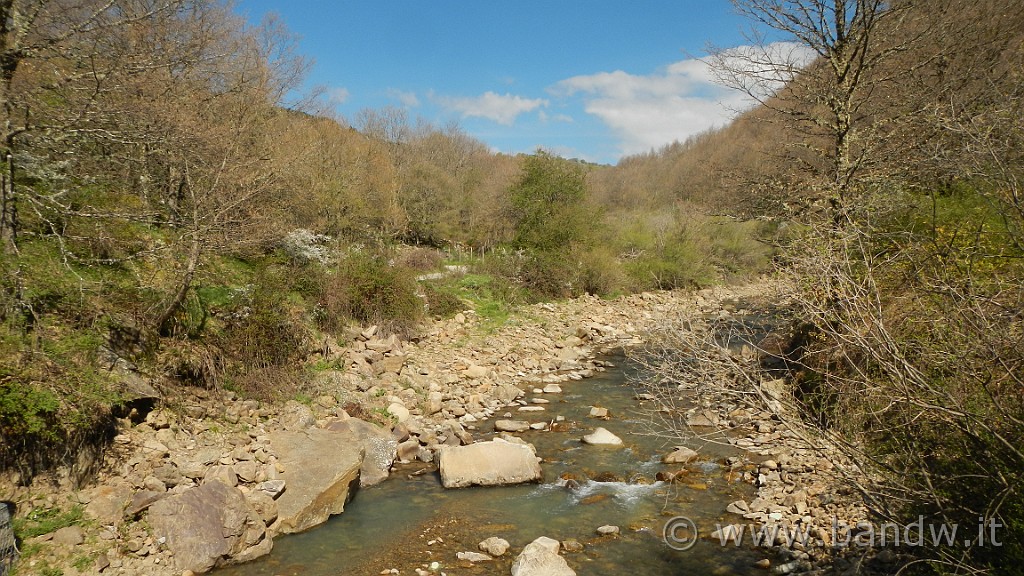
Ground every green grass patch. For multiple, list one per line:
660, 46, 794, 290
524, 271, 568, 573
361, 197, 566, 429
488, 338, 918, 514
0, 380, 61, 440
451, 273, 522, 328
71, 554, 95, 572
12, 505, 85, 540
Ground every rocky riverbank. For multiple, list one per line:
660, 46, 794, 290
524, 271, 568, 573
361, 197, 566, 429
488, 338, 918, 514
0, 280, 871, 576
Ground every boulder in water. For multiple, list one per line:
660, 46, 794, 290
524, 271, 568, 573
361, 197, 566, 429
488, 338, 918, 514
581, 427, 623, 446
479, 536, 510, 557
662, 447, 698, 464
438, 439, 542, 488
511, 536, 575, 576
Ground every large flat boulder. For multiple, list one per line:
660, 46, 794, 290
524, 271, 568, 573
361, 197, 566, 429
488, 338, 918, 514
438, 439, 542, 488
268, 428, 364, 534
148, 481, 269, 574
325, 417, 398, 487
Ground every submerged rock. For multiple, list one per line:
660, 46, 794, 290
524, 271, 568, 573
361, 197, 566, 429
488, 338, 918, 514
590, 471, 622, 483
561, 539, 584, 553
495, 420, 531, 433
662, 447, 699, 464
457, 551, 492, 562
438, 439, 542, 488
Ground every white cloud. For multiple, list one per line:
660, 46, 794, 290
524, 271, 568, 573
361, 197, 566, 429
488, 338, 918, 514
386, 89, 420, 107
712, 42, 817, 94
327, 86, 350, 105
540, 145, 595, 163
552, 42, 814, 157
435, 91, 548, 126
539, 110, 574, 124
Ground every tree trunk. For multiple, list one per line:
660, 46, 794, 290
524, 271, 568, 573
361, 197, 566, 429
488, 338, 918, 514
0, 154, 16, 255
153, 231, 200, 335
153, 173, 202, 335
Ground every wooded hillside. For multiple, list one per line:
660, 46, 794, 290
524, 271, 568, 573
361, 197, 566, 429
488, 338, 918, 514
632, 1, 1024, 573
1, 1, 1021, 573
0, 0, 772, 479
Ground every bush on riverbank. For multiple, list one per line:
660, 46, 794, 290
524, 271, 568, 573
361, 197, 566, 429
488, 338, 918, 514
316, 249, 424, 338
782, 185, 1024, 573
613, 210, 775, 291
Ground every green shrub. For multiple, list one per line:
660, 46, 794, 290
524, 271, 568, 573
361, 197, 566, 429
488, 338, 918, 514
0, 380, 61, 440
706, 220, 775, 278
572, 245, 627, 296
419, 271, 524, 328
510, 152, 595, 254
625, 228, 718, 290
190, 263, 310, 397
395, 246, 443, 272
318, 250, 423, 337
420, 280, 465, 318
0, 323, 118, 476
459, 272, 522, 319
228, 288, 306, 370
517, 251, 576, 300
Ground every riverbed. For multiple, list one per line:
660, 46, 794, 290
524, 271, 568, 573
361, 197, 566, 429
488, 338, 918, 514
216, 351, 767, 575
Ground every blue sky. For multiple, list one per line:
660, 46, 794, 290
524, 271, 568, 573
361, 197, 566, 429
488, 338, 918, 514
234, 1, 769, 165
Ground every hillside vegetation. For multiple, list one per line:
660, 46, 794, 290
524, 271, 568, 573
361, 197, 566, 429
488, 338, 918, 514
3, 1, 1020, 574
632, 1, 1024, 574
0, 1, 773, 478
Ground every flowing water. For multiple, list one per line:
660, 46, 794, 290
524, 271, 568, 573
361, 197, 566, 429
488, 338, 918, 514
216, 351, 767, 575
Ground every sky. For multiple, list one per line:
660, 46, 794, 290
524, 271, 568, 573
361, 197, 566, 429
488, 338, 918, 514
233, 1, 774, 165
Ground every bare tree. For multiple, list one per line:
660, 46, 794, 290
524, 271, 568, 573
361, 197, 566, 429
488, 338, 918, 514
0, 0, 309, 332
710, 0, 924, 209
0, 0, 202, 254
691, 1, 1024, 572
101, 8, 309, 335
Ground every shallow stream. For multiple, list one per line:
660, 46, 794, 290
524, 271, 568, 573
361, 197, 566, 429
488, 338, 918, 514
216, 351, 766, 575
